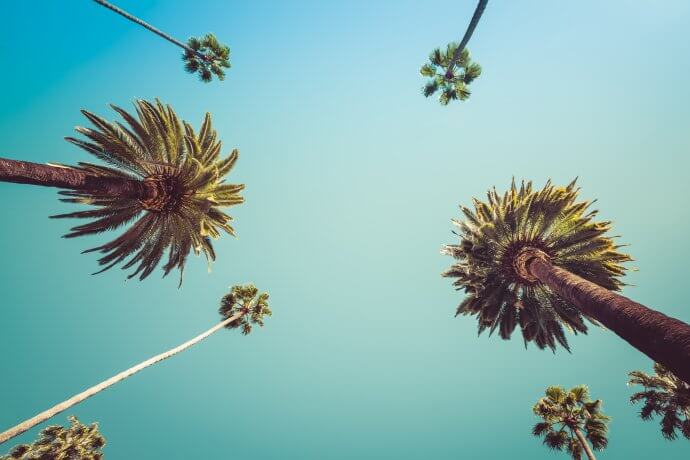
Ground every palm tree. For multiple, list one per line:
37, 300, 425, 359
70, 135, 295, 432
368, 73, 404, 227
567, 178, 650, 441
532, 385, 610, 460
1, 416, 105, 460
421, 0, 488, 104
442, 179, 690, 384
92, 0, 230, 82
0, 284, 271, 446
628, 363, 690, 440
420, 46, 482, 105
0, 99, 244, 283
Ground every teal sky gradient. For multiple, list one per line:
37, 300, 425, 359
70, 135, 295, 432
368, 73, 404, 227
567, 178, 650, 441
1, 1, 690, 458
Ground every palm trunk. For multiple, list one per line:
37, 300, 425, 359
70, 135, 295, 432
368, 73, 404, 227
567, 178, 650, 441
527, 256, 690, 384
447, 0, 489, 75
0, 312, 242, 445
573, 428, 596, 460
92, 0, 206, 60
0, 157, 145, 198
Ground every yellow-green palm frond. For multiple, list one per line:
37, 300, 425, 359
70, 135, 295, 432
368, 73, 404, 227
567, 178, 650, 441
1, 416, 105, 460
52, 99, 244, 285
443, 179, 631, 351
628, 364, 690, 440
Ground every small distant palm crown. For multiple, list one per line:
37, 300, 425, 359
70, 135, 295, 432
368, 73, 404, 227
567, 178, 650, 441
628, 363, 690, 440
2, 416, 105, 460
183, 33, 231, 82
533, 386, 610, 459
219, 284, 272, 335
420, 45, 481, 105
55, 99, 244, 283
442, 179, 631, 351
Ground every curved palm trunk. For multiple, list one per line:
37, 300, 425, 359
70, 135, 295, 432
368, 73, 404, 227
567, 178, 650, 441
0, 157, 145, 198
0, 312, 242, 445
528, 257, 690, 385
447, 0, 489, 74
92, 0, 206, 60
573, 428, 596, 460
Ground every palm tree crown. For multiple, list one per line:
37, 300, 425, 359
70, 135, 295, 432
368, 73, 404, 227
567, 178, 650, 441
183, 33, 231, 82
219, 283, 273, 335
1, 416, 105, 460
420, 45, 482, 105
533, 386, 610, 460
53, 99, 244, 283
628, 363, 690, 440
442, 179, 631, 351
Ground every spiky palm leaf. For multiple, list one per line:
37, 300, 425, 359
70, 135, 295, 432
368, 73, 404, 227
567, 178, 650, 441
628, 363, 690, 440
420, 44, 481, 105
184, 33, 231, 82
52, 99, 244, 284
442, 179, 631, 351
1, 416, 105, 460
532, 386, 610, 459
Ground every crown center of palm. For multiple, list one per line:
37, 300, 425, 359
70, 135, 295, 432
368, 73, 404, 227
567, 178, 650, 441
509, 245, 551, 284
140, 174, 185, 212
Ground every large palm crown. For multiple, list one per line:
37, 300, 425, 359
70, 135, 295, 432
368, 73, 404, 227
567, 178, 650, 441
55, 99, 244, 284
629, 363, 690, 440
2, 416, 105, 460
443, 179, 631, 350
532, 386, 610, 459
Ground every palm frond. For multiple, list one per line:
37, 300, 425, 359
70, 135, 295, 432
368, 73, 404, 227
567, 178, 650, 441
1, 416, 105, 460
628, 364, 690, 440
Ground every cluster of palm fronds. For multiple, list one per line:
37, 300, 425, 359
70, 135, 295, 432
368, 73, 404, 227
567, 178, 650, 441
53, 99, 244, 284
1, 417, 105, 460
443, 179, 631, 351
532, 386, 609, 459
183, 33, 231, 82
629, 363, 690, 440
219, 284, 272, 335
420, 44, 481, 105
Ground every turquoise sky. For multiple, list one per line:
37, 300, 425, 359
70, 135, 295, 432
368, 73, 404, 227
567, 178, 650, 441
2, 1, 689, 458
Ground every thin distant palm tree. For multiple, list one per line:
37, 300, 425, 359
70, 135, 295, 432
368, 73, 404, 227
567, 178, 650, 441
628, 363, 690, 440
421, 0, 488, 104
0, 284, 271, 446
0, 99, 244, 283
420, 46, 482, 105
1, 416, 105, 460
532, 385, 610, 460
442, 179, 690, 384
92, 0, 230, 82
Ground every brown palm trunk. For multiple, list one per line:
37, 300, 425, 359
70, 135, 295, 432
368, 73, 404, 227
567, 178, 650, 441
0, 157, 145, 198
527, 256, 690, 384
0, 312, 242, 445
573, 428, 596, 460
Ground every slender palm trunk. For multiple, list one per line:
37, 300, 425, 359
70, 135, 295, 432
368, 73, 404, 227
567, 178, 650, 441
573, 428, 596, 460
447, 0, 489, 75
0, 312, 242, 445
527, 256, 690, 385
92, 0, 206, 60
0, 157, 146, 198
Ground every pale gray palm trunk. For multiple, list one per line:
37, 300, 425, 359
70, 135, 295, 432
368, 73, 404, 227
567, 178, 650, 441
92, 0, 207, 61
0, 312, 242, 445
573, 428, 596, 460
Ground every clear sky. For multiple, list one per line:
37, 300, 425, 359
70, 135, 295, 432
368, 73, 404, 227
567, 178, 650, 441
1, 1, 689, 458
